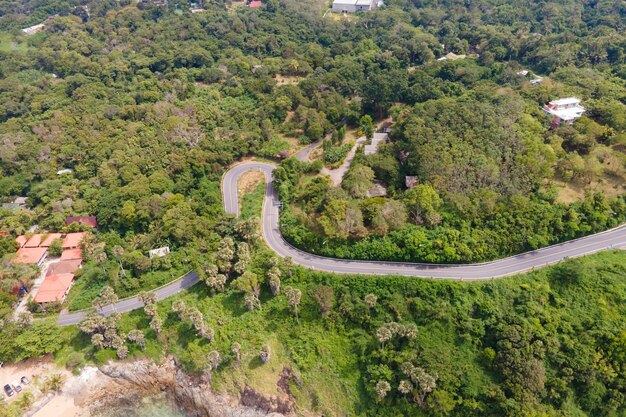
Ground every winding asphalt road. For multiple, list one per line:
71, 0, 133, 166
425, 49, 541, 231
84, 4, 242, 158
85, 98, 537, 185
223, 161, 626, 280
58, 160, 626, 326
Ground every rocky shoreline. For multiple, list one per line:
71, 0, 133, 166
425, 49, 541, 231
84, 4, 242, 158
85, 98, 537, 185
88, 358, 290, 417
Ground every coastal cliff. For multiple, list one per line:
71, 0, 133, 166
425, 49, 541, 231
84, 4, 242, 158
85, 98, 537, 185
97, 359, 292, 417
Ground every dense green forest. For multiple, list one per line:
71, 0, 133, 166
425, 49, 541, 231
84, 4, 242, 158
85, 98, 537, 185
0, 0, 626, 416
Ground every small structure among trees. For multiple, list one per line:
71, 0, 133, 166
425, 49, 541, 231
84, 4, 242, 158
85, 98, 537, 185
543, 97, 585, 126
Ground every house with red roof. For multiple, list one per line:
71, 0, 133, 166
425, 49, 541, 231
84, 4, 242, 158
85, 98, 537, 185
40, 233, 63, 247
62, 232, 85, 249
34, 273, 74, 304
66, 216, 97, 228
15, 236, 27, 248
24, 234, 44, 248
47, 259, 82, 276
249, 0, 263, 7
12, 247, 47, 266
61, 248, 83, 261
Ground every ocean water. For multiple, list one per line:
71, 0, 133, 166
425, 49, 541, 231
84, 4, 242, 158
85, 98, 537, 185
93, 397, 189, 417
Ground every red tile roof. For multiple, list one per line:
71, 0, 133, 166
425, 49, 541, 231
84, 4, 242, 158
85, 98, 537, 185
249, 1, 263, 7
24, 234, 44, 248
34, 273, 74, 303
47, 259, 82, 276
60, 248, 82, 260
62, 232, 85, 249
40, 233, 63, 247
12, 247, 47, 264
16, 236, 27, 248
66, 216, 97, 228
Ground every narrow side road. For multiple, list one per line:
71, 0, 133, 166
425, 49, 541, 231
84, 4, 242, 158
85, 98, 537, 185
223, 161, 626, 280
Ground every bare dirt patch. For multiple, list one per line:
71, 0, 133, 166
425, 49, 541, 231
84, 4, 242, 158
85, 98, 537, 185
238, 170, 266, 195
555, 177, 626, 204
274, 75, 304, 85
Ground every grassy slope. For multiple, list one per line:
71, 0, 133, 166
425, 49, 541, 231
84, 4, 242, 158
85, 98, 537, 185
241, 182, 265, 220
51, 182, 626, 416
54, 249, 626, 416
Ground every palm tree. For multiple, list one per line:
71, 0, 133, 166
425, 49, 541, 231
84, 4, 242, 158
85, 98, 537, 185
127, 330, 145, 350
284, 286, 302, 324
283, 256, 293, 277
232, 342, 241, 365
93, 250, 108, 274
112, 245, 126, 278
268, 266, 281, 296
376, 325, 393, 351
375, 381, 391, 402
364, 294, 378, 309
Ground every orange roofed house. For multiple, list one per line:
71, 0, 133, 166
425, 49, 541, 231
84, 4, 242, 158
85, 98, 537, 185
12, 247, 47, 266
34, 273, 74, 304
40, 233, 63, 247
62, 232, 85, 249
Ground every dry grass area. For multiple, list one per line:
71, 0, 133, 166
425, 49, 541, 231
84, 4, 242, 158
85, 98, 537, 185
555, 176, 626, 204
343, 127, 360, 144
274, 75, 305, 85
554, 145, 626, 204
237, 170, 266, 196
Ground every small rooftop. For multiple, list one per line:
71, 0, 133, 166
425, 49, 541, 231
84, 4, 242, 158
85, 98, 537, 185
363, 133, 389, 156
24, 234, 44, 248
13, 247, 47, 265
549, 97, 581, 106
61, 248, 83, 261
40, 233, 63, 247
62, 232, 86, 249
66, 216, 97, 228
34, 273, 74, 303
15, 236, 27, 248
47, 259, 82, 276
149, 246, 171, 259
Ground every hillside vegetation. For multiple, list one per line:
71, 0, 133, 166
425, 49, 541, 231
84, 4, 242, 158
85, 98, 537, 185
0, 1, 624, 416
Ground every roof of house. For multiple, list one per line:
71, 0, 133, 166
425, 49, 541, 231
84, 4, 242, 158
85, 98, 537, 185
15, 236, 27, 248
65, 216, 97, 228
34, 273, 74, 303
149, 246, 171, 259
24, 234, 44, 248
249, 0, 263, 7
61, 248, 83, 261
12, 247, 47, 264
40, 233, 63, 247
549, 97, 581, 106
544, 106, 586, 121
47, 259, 82, 276
62, 232, 85, 249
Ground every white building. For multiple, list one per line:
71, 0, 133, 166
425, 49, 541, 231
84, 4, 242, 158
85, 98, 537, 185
21, 24, 45, 35
332, 0, 377, 13
363, 133, 388, 155
149, 246, 170, 259
543, 97, 585, 124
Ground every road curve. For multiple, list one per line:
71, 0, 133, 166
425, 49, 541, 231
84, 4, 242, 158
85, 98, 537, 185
57, 271, 200, 326
223, 161, 626, 280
